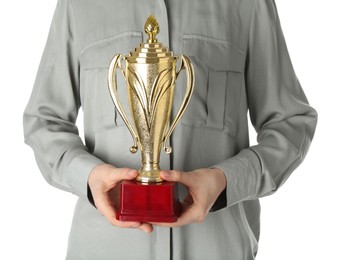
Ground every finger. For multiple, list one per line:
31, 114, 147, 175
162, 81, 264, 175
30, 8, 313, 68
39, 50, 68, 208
177, 203, 206, 224
117, 222, 153, 233
109, 168, 138, 184
113, 217, 153, 233
182, 194, 193, 208
153, 204, 204, 228
93, 190, 129, 225
152, 193, 207, 227
95, 190, 153, 232
93, 190, 118, 222
138, 223, 154, 233
160, 170, 193, 187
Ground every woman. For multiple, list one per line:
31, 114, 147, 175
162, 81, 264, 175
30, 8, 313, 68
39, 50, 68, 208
24, 0, 317, 259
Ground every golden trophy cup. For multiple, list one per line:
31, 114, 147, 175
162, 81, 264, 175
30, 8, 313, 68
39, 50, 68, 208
108, 15, 194, 222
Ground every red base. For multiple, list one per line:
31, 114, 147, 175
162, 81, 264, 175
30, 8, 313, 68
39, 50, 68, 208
116, 180, 181, 223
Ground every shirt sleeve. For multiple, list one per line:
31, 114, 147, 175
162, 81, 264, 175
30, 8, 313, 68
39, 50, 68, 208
212, 0, 317, 207
23, 0, 103, 202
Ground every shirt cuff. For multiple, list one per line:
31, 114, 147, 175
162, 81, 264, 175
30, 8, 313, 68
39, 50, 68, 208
211, 149, 262, 208
65, 151, 104, 202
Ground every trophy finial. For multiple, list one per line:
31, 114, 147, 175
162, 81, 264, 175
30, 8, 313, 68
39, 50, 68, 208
144, 15, 159, 43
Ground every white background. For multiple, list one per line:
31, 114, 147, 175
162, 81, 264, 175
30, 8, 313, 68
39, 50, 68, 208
0, 0, 339, 259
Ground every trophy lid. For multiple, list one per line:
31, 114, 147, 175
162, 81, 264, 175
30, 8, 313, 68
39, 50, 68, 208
125, 15, 175, 63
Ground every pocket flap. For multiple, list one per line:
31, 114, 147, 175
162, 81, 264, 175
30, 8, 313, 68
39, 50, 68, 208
80, 31, 143, 70
182, 35, 245, 72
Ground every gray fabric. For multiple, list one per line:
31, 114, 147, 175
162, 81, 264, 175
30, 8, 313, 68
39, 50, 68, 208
23, 0, 317, 259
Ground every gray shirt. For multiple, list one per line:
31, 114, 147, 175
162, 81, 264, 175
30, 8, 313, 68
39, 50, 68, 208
23, 0, 317, 259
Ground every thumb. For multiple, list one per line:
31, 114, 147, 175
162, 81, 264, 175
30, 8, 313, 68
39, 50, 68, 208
160, 170, 191, 186
111, 168, 138, 183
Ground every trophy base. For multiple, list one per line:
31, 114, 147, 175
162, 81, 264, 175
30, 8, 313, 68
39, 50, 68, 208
116, 180, 181, 223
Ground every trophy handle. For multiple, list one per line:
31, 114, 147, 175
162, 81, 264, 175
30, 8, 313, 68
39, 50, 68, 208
163, 55, 194, 153
108, 54, 139, 153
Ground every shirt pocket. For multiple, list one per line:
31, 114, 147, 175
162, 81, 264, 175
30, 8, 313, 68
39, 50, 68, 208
80, 31, 143, 132
181, 35, 245, 132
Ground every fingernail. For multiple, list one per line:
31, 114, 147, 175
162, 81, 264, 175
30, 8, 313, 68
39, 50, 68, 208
142, 226, 153, 233
127, 170, 137, 177
161, 171, 171, 178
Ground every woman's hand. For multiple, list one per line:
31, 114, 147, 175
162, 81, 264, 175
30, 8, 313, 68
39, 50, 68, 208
88, 164, 153, 233
153, 168, 227, 227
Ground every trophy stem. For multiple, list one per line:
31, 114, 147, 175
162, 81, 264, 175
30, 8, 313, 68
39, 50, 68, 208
136, 162, 163, 183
